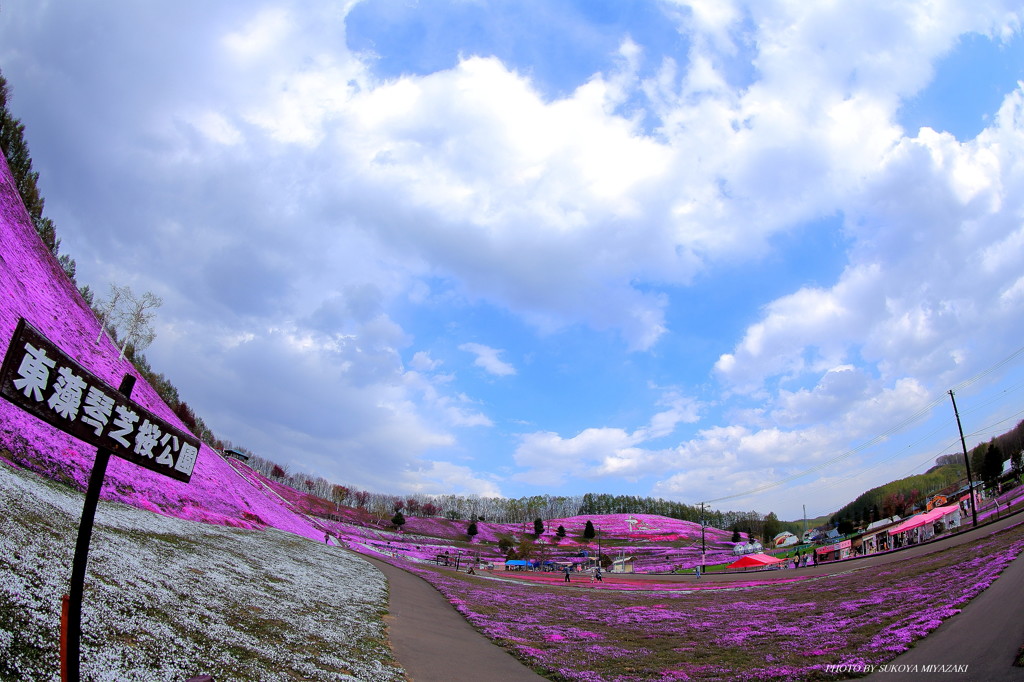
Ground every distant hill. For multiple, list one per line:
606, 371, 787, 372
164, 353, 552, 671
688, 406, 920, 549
780, 514, 833, 536
829, 462, 967, 528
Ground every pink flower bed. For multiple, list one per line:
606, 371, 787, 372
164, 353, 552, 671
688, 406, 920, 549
481, 570, 811, 592
321, 511, 740, 572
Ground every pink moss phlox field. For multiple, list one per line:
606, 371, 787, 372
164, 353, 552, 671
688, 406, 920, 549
361, 523, 1024, 681
320, 511, 741, 574
0, 155, 324, 543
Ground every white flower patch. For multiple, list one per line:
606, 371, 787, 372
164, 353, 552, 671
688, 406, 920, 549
0, 465, 403, 681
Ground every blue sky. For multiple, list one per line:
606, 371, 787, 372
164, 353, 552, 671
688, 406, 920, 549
3, 1, 1024, 519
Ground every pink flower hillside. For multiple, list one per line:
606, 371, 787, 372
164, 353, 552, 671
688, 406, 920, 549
0, 154, 323, 542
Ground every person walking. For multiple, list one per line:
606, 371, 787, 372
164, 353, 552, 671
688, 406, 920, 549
564, 565, 571, 582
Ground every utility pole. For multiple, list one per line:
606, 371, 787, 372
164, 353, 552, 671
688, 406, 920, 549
949, 390, 978, 527
700, 502, 707, 567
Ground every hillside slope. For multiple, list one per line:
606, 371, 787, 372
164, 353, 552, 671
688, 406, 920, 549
0, 154, 324, 542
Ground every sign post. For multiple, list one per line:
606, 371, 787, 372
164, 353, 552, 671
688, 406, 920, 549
0, 318, 201, 681
63, 372, 135, 682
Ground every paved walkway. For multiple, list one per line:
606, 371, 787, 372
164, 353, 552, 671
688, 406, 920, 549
358, 554, 545, 681
355, 514, 1024, 680
863, 544, 1024, 681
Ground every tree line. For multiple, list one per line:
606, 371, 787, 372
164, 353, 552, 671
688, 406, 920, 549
0, 72, 77, 284
240, 449, 795, 538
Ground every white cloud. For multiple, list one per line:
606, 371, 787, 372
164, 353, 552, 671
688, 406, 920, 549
772, 365, 870, 428
195, 1, 1020, 358
223, 7, 294, 60
512, 392, 700, 486
715, 75, 1024, 399
405, 460, 503, 497
191, 111, 244, 146
409, 351, 441, 372
459, 342, 516, 376
404, 371, 494, 429
512, 427, 648, 487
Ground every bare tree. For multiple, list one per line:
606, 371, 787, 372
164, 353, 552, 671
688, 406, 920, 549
95, 284, 162, 359
119, 290, 162, 359
95, 284, 131, 343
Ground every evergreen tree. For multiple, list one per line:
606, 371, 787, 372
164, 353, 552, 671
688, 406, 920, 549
731, 527, 741, 543
496, 533, 514, 556
556, 525, 567, 538
467, 521, 479, 541
983, 441, 1004, 489
0, 70, 76, 280
584, 520, 596, 539
971, 444, 988, 483
762, 512, 782, 543
533, 518, 545, 537
391, 510, 406, 530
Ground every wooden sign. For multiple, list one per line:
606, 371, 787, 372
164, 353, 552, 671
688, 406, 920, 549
0, 318, 199, 482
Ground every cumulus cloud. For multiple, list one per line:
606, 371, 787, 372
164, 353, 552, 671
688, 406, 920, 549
459, 343, 517, 376
409, 351, 441, 372
512, 393, 700, 486
717, 80, 1024, 402
405, 460, 503, 497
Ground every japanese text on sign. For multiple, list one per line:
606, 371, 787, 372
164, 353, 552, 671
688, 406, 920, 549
0, 319, 199, 483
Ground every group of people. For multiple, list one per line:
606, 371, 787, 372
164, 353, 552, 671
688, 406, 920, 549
562, 565, 602, 583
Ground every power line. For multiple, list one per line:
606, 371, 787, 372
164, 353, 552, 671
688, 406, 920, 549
700, 393, 947, 505
812, 404, 1024, 497
699, 341, 1024, 507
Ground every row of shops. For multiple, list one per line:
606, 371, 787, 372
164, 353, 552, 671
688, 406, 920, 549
815, 502, 964, 562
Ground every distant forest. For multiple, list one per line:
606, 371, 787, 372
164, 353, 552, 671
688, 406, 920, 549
3, 68, 1020, 544
241, 448, 791, 539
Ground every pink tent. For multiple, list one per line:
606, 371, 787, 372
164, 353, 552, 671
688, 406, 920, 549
889, 504, 960, 534
727, 553, 785, 569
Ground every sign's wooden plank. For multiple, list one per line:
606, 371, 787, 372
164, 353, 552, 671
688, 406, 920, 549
0, 318, 200, 482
